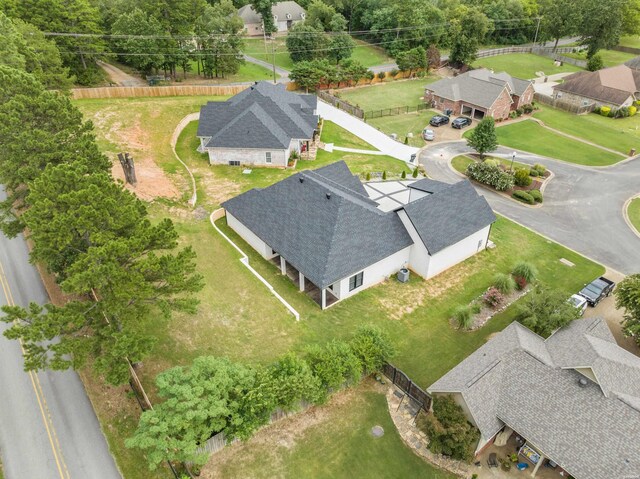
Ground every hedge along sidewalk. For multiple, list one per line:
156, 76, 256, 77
210, 208, 300, 321
449, 155, 554, 209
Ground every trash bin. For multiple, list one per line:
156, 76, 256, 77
630, 148, 636, 156
397, 268, 410, 283
410, 153, 417, 163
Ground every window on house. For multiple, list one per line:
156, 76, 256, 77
228, 160, 240, 166
556, 92, 563, 99
265, 152, 272, 163
349, 272, 364, 291
582, 100, 589, 106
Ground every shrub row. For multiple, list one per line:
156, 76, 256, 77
466, 161, 515, 191
513, 189, 543, 204
595, 105, 637, 118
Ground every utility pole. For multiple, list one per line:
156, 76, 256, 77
533, 16, 542, 46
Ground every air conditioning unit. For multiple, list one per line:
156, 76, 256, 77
397, 268, 410, 283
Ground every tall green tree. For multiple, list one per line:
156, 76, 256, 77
289, 59, 328, 91
286, 21, 328, 62
328, 32, 355, 63
615, 274, 640, 344
0, 67, 108, 236
251, 0, 276, 34
539, 0, 579, 51
395, 46, 427, 76
516, 284, 581, 337
111, 8, 167, 75
140, 0, 208, 35
0, 11, 26, 70
306, 0, 337, 30
2, 162, 203, 383
448, 6, 492, 65
125, 357, 255, 470
466, 117, 498, 159
576, 0, 626, 57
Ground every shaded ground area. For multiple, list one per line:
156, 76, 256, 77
98, 61, 146, 86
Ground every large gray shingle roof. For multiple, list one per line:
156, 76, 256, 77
403, 180, 496, 254
222, 161, 413, 289
426, 69, 531, 108
238, 1, 305, 24
197, 82, 317, 149
428, 318, 640, 479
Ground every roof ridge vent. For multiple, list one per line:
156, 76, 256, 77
326, 192, 331, 199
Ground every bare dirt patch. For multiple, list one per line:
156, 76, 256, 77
377, 278, 429, 320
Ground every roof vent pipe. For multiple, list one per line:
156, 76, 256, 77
578, 377, 588, 388
326, 193, 331, 199
299, 177, 304, 183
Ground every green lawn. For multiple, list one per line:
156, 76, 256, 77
619, 36, 640, 49
473, 53, 582, 79
533, 106, 640, 156
243, 37, 394, 71
367, 110, 439, 147
339, 78, 436, 112
204, 385, 454, 479
488, 120, 623, 166
451, 155, 534, 174
320, 119, 377, 150
562, 49, 636, 67
628, 198, 640, 233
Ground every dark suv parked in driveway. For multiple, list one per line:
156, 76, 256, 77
429, 115, 450, 127
451, 117, 472, 129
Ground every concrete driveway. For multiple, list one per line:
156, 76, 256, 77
419, 142, 640, 274
318, 100, 419, 162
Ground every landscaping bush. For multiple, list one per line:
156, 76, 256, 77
466, 161, 515, 191
594, 106, 601, 115
452, 305, 474, 329
377, 71, 386, 81
512, 190, 535, 204
587, 54, 604, 72
483, 287, 505, 308
412, 168, 419, 178
366, 172, 371, 181
513, 261, 537, 283
630, 105, 637, 116
529, 169, 539, 177
514, 168, 532, 187
522, 103, 534, 114
493, 273, 516, 294
515, 107, 524, 117
532, 163, 546, 175
390, 68, 399, 77
401, 170, 406, 179
305, 340, 362, 396
509, 111, 517, 119
470, 302, 482, 314
349, 325, 395, 374
635, 100, 640, 107
416, 395, 480, 461
600, 106, 611, 117
529, 189, 543, 203
484, 158, 500, 167
382, 170, 387, 180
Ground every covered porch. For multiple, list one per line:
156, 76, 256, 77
270, 255, 339, 309
475, 428, 568, 479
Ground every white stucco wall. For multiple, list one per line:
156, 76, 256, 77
332, 246, 411, 301
207, 147, 288, 167
426, 225, 491, 279
397, 209, 431, 278
226, 212, 277, 259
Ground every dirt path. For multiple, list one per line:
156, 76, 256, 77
97, 61, 146, 87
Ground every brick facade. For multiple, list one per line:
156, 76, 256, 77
487, 87, 513, 119
511, 83, 535, 110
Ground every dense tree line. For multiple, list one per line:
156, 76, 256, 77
126, 325, 395, 469
0, 65, 203, 384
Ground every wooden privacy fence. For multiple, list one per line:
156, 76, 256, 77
317, 90, 364, 119
476, 45, 575, 59
382, 362, 431, 411
613, 45, 640, 55
365, 103, 428, 120
533, 92, 595, 114
70, 84, 250, 99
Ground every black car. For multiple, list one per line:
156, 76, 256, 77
451, 117, 472, 129
578, 277, 615, 306
429, 115, 450, 127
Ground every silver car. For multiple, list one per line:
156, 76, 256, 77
422, 128, 435, 141
569, 294, 588, 316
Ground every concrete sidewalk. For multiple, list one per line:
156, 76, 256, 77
317, 101, 419, 162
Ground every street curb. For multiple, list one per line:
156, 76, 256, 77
622, 194, 640, 240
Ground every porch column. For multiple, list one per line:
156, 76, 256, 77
298, 272, 305, 292
321, 288, 327, 309
280, 256, 286, 275
530, 453, 546, 477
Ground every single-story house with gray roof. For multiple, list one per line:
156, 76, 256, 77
222, 162, 495, 308
197, 81, 318, 167
425, 69, 534, 120
428, 317, 640, 479
238, 1, 306, 36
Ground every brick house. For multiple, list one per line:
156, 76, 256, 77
425, 69, 534, 120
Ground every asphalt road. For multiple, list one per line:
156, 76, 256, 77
0, 191, 121, 479
419, 143, 640, 274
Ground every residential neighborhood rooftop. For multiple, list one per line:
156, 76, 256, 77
554, 63, 640, 106
237, 1, 306, 24
197, 81, 317, 149
428, 317, 640, 479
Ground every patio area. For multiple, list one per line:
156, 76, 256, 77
475, 431, 569, 479
269, 255, 339, 308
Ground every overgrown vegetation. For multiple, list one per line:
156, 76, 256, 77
615, 274, 640, 346
516, 284, 581, 337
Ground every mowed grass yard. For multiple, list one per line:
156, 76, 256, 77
367, 110, 439, 147
533, 106, 640, 156
75, 95, 604, 479
629, 197, 640, 233
338, 78, 436, 112
563, 48, 636, 67
243, 37, 393, 70
202, 383, 454, 479
485, 119, 624, 166
620, 36, 640, 49
473, 53, 582, 79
